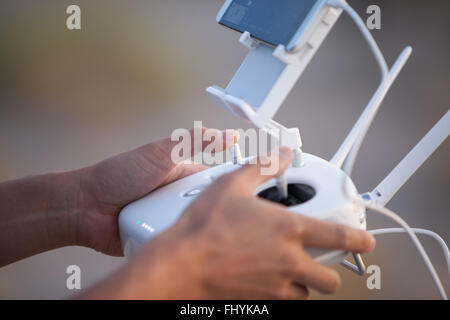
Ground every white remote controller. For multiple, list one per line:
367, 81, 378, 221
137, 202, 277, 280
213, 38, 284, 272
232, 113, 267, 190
119, 153, 366, 266
117, 0, 450, 299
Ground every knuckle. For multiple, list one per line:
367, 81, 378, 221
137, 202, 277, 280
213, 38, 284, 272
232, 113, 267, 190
280, 252, 305, 278
289, 221, 306, 239
292, 263, 307, 280
362, 232, 375, 252
335, 225, 351, 249
291, 216, 308, 237
276, 215, 300, 237
276, 218, 292, 234
281, 257, 302, 278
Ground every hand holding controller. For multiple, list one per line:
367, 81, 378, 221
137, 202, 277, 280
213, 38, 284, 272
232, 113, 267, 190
108, 148, 376, 299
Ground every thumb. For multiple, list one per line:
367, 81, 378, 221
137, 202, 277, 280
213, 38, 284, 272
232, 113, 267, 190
137, 127, 239, 167
230, 147, 293, 193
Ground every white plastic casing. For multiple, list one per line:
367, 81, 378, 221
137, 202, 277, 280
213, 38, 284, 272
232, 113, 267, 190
119, 153, 366, 265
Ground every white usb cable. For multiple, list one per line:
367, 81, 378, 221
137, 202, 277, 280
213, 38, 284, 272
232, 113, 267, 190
364, 203, 448, 300
328, 0, 449, 300
369, 227, 450, 277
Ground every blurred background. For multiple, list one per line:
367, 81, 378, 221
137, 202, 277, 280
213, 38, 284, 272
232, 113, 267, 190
0, 0, 448, 299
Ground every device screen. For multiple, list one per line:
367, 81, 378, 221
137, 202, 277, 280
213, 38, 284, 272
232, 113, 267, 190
219, 0, 319, 47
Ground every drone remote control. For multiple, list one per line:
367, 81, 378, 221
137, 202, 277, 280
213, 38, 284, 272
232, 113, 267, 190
119, 153, 366, 266
118, 0, 450, 299
117, 0, 405, 267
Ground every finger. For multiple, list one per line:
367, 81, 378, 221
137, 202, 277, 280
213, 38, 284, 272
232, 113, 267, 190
138, 127, 240, 166
203, 128, 240, 154
298, 215, 376, 254
292, 255, 341, 294
161, 161, 209, 185
249, 200, 375, 254
227, 147, 293, 193
285, 283, 309, 300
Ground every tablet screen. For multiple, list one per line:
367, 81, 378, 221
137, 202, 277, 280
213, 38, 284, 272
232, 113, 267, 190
219, 0, 319, 47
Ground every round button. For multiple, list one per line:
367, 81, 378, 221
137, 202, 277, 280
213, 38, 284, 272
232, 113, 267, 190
183, 186, 205, 197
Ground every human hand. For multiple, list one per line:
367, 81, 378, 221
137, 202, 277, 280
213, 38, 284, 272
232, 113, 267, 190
75, 127, 239, 256
82, 147, 375, 299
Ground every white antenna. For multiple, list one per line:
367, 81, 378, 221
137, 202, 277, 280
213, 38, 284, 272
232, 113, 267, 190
328, 0, 412, 169
331, 47, 411, 170
371, 110, 450, 206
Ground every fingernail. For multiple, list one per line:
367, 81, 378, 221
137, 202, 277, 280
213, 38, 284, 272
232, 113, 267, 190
222, 130, 239, 144
368, 235, 376, 251
279, 147, 291, 159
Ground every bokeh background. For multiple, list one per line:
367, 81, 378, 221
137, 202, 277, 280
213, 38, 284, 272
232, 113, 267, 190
0, 0, 448, 299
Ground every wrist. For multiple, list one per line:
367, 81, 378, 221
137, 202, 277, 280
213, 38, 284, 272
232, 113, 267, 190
18, 168, 93, 249
0, 170, 84, 265
36, 170, 85, 248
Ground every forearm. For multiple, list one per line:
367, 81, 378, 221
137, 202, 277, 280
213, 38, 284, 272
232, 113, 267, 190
0, 170, 83, 266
